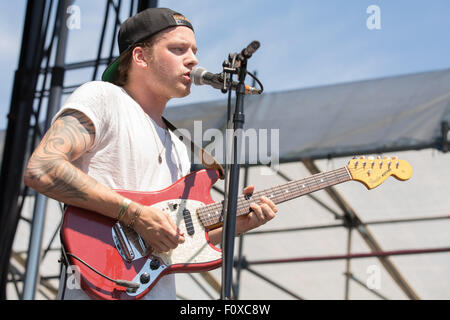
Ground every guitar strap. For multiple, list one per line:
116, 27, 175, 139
162, 117, 225, 180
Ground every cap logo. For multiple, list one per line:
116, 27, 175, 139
175, 19, 193, 30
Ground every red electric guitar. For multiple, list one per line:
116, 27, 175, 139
61, 156, 412, 300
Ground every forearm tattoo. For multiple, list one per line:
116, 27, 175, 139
25, 110, 97, 201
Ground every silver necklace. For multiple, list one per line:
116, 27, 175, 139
151, 120, 183, 179
147, 115, 184, 178
121, 87, 168, 165
121, 87, 183, 176
148, 115, 168, 164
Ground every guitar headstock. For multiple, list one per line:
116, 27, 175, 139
347, 156, 413, 189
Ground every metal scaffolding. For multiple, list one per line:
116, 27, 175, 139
0, 0, 157, 300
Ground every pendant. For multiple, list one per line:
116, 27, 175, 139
158, 155, 162, 164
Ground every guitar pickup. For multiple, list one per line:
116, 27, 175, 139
183, 209, 195, 236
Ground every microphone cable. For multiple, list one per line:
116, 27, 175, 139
246, 70, 264, 94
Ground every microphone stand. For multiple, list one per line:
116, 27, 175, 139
220, 41, 260, 300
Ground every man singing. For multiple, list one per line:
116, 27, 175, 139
24, 7, 277, 300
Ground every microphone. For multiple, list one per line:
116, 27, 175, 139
190, 66, 262, 95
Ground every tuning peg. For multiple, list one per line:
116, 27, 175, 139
377, 155, 381, 160
383, 156, 390, 160
367, 156, 374, 160
360, 156, 365, 159
392, 156, 398, 160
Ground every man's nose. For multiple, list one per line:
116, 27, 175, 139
186, 50, 198, 68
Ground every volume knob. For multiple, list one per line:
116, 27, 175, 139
140, 272, 150, 284
150, 259, 160, 270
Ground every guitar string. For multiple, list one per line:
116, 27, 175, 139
199, 168, 348, 224
197, 160, 402, 226
199, 158, 401, 227
125, 161, 402, 242
198, 167, 351, 226
229, 160, 399, 212
123, 161, 399, 234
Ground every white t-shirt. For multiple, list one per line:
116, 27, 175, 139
54, 81, 191, 300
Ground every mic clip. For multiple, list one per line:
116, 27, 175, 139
221, 60, 236, 93
220, 55, 264, 95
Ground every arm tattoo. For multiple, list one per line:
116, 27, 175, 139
25, 110, 97, 201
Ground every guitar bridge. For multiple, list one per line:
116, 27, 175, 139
112, 222, 147, 263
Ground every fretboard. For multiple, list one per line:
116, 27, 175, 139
197, 166, 352, 227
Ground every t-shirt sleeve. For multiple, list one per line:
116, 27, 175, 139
51, 81, 111, 151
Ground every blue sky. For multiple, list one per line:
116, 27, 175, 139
1, 0, 450, 130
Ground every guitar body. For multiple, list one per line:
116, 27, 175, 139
60, 156, 413, 300
61, 169, 222, 300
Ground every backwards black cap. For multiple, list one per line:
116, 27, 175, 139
102, 7, 194, 83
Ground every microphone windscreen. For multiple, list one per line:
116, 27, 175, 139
191, 66, 207, 85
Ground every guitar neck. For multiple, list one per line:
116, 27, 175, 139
198, 166, 352, 228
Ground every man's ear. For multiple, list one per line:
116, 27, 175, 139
132, 46, 148, 68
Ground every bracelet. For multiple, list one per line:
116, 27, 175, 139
127, 205, 143, 229
117, 198, 131, 221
